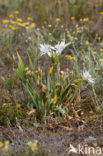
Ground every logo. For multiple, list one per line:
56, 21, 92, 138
68, 144, 102, 155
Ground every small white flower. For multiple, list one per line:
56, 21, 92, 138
54, 41, 70, 54
82, 70, 95, 84
39, 44, 54, 57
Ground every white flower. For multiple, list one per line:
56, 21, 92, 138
82, 70, 95, 84
54, 41, 70, 54
39, 41, 70, 57
39, 44, 54, 57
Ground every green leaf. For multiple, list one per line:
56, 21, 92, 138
26, 83, 38, 108
16, 53, 26, 82
61, 85, 70, 102
73, 79, 82, 87
28, 54, 34, 71
46, 71, 50, 92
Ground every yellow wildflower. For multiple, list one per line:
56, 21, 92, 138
9, 25, 15, 30
17, 23, 25, 27
56, 18, 60, 22
24, 22, 29, 26
16, 18, 22, 22
9, 25, 18, 30
100, 12, 103, 15
71, 16, 75, 20
14, 10, 19, 14
27, 140, 38, 152
67, 34, 71, 38
27, 17, 33, 21
10, 20, 16, 24
49, 66, 53, 75
66, 55, 72, 60
25, 67, 29, 71
100, 48, 103, 52
92, 51, 97, 54
98, 58, 103, 62
95, 68, 100, 71
53, 94, 57, 103
18, 22, 29, 27
30, 23, 36, 28
85, 41, 89, 45
9, 14, 14, 18
2, 20, 9, 24
77, 30, 82, 33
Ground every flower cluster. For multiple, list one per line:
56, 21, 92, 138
2, 11, 35, 31
39, 41, 70, 57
